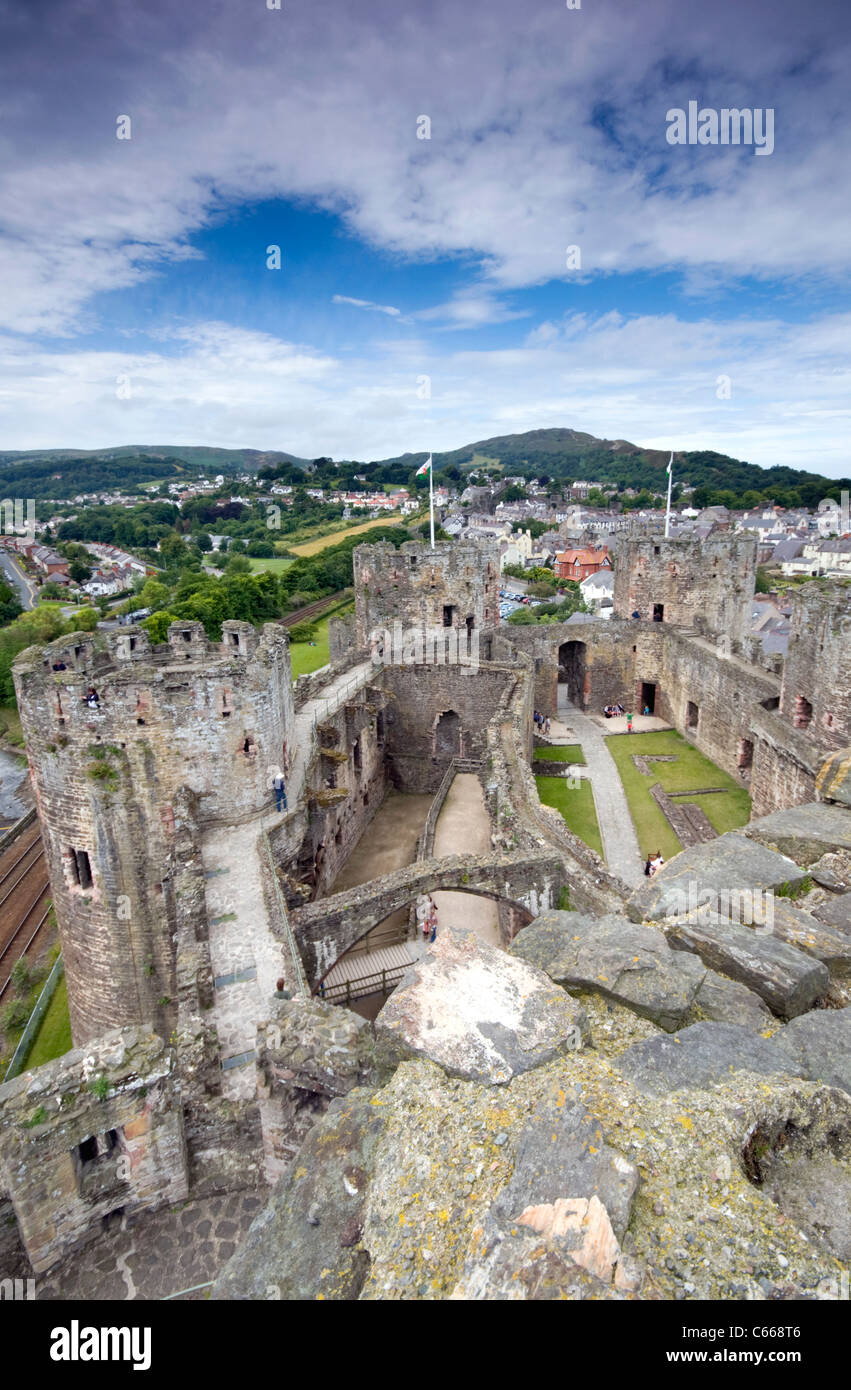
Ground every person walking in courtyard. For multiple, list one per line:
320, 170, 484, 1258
544, 715, 551, 736
273, 770, 287, 813
626, 712, 633, 733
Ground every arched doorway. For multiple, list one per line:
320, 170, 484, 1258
558, 641, 587, 707
434, 709, 462, 756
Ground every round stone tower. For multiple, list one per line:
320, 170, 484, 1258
13, 619, 294, 1046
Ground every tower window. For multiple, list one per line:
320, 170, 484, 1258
64, 846, 93, 891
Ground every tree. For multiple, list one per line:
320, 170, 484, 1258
0, 581, 22, 626
74, 606, 99, 631
225, 554, 252, 575
755, 566, 772, 594
139, 579, 170, 610
143, 610, 179, 643
68, 559, 91, 584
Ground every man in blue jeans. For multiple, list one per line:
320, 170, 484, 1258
273, 772, 287, 813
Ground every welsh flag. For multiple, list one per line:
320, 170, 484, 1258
415, 454, 432, 476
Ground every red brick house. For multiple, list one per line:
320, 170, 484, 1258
554, 546, 611, 582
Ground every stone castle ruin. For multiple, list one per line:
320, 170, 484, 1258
0, 536, 849, 1300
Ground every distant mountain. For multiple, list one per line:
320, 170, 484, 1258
0, 444, 311, 472
1, 430, 846, 502
367, 429, 849, 499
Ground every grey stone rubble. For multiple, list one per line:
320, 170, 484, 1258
665, 914, 830, 1019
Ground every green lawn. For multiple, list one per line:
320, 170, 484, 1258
606, 730, 751, 861
290, 619, 331, 678
24, 975, 72, 1069
535, 743, 585, 764
247, 556, 295, 574
535, 774, 603, 858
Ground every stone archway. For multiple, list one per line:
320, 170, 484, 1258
558, 641, 587, 707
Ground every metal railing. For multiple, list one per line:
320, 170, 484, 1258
321, 961, 409, 1006
261, 829, 309, 998
3, 954, 65, 1082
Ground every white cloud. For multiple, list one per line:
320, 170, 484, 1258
332, 295, 403, 318
0, 309, 848, 475
0, 0, 849, 337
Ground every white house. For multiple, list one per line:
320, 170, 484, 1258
579, 568, 615, 614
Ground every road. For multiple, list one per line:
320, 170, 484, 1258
0, 551, 36, 610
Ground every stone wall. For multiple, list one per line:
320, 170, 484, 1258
353, 539, 500, 646
780, 580, 851, 753
380, 661, 515, 792
292, 689, 389, 898
613, 535, 757, 647
0, 1028, 188, 1274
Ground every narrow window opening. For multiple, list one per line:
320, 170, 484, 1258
652, 603, 664, 622
685, 701, 699, 732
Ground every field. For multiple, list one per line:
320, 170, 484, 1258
288, 514, 410, 557
24, 974, 72, 1069
288, 602, 354, 678
535, 774, 603, 858
606, 730, 752, 860
247, 556, 295, 574
534, 743, 585, 764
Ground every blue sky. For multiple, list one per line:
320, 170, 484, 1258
0, 0, 850, 475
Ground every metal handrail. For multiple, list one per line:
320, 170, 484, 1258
321, 962, 408, 1005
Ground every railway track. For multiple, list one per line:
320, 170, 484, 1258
280, 591, 347, 629
0, 822, 51, 1001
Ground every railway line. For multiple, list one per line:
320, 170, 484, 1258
279, 591, 347, 629
0, 820, 51, 1001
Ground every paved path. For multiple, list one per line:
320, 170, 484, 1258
554, 694, 645, 887
196, 659, 376, 1178
288, 658, 375, 806
34, 1190, 265, 1300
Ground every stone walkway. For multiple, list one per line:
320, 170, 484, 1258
198, 658, 377, 1176
288, 658, 375, 806
554, 695, 645, 887
33, 1190, 264, 1301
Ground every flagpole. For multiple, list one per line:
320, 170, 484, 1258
429, 453, 435, 549
664, 451, 673, 538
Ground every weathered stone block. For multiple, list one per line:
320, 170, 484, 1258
743, 801, 851, 866
817, 748, 851, 807
666, 913, 829, 1018
375, 926, 589, 1084
617, 1022, 800, 1096
689, 969, 773, 1030
626, 833, 808, 925
510, 910, 706, 1032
